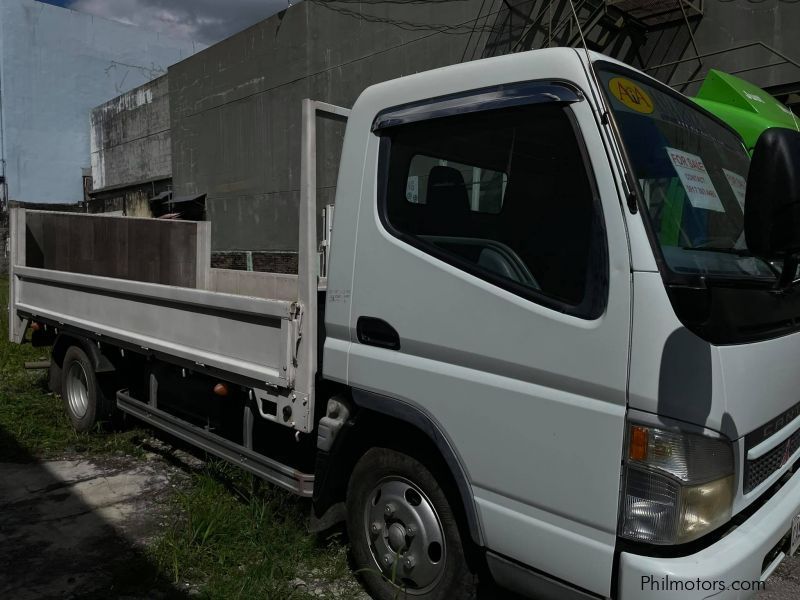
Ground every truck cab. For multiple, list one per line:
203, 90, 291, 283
321, 48, 800, 599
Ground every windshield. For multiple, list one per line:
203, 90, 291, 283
598, 67, 776, 282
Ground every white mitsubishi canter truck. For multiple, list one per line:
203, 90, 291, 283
8, 48, 800, 599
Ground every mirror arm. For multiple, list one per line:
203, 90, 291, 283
776, 254, 799, 291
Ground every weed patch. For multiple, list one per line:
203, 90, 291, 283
151, 461, 362, 599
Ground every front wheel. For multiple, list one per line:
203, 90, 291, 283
346, 447, 476, 600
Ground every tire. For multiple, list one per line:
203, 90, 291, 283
61, 345, 106, 433
346, 447, 476, 600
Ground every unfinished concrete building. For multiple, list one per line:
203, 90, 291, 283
88, 76, 174, 218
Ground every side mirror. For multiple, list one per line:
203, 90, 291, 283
745, 127, 800, 257
745, 127, 800, 287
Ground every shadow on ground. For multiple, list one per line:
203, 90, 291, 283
0, 424, 189, 600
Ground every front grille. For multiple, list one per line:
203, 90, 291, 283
745, 428, 800, 493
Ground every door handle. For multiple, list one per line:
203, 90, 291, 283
357, 317, 400, 350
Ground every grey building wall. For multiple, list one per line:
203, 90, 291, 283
169, 0, 499, 255
167, 0, 800, 263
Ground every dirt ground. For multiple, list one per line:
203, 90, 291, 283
0, 453, 194, 599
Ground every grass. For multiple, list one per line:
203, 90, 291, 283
0, 277, 363, 599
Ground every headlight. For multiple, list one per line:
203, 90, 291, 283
619, 423, 735, 545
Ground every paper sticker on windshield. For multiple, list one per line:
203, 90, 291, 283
406, 176, 419, 203
666, 148, 724, 212
723, 169, 747, 210
609, 77, 654, 114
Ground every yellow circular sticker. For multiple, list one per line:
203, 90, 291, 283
609, 77, 654, 114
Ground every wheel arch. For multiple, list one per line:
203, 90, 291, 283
52, 333, 116, 374
314, 387, 484, 549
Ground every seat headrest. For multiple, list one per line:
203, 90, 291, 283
427, 166, 470, 213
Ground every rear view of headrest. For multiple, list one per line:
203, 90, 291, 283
427, 166, 470, 213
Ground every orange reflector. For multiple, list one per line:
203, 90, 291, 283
630, 426, 649, 461
213, 383, 229, 397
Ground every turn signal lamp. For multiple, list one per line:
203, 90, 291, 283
619, 422, 734, 545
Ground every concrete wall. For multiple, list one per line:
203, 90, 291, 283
90, 76, 171, 192
169, 0, 498, 254
0, 0, 203, 206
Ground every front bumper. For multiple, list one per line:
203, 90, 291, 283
619, 469, 800, 599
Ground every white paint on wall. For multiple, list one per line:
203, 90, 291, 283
0, 0, 204, 204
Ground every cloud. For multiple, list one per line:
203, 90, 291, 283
67, 0, 295, 44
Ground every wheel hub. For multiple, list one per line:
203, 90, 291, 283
387, 522, 407, 552
66, 362, 90, 419
364, 477, 446, 594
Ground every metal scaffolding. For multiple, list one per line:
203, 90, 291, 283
482, 0, 702, 60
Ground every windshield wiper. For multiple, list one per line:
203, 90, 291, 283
681, 246, 783, 281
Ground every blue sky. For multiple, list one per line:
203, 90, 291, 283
38, 0, 293, 44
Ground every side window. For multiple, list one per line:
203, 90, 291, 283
379, 103, 607, 317
405, 155, 507, 214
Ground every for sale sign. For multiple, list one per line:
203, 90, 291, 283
723, 168, 747, 211
666, 147, 724, 212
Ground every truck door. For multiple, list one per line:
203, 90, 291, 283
346, 83, 631, 596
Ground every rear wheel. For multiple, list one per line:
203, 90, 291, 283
61, 346, 105, 433
346, 447, 476, 600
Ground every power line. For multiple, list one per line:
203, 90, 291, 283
309, 0, 504, 36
